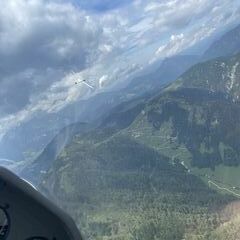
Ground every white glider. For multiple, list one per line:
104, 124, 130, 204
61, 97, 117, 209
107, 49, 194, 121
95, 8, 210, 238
75, 79, 94, 89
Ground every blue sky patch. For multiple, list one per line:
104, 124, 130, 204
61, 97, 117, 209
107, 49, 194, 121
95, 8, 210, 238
72, 0, 132, 12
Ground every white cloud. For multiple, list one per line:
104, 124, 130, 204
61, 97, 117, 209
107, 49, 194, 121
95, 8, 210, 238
99, 75, 109, 88
150, 0, 240, 62
0, 0, 102, 71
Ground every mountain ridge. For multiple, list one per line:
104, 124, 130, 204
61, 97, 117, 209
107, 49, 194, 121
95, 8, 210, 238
203, 24, 240, 60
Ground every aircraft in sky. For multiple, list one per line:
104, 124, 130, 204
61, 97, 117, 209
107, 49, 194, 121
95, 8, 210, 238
75, 79, 94, 89
70, 70, 94, 89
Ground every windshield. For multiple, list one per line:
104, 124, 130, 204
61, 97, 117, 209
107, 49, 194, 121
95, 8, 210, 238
1, 0, 240, 239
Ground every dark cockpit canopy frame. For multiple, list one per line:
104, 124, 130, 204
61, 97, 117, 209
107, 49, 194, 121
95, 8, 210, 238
0, 167, 82, 240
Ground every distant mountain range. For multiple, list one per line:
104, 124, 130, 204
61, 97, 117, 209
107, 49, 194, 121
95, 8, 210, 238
203, 24, 240, 60
125, 55, 199, 93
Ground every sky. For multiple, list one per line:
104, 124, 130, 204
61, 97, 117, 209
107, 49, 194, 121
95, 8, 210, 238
0, 0, 240, 138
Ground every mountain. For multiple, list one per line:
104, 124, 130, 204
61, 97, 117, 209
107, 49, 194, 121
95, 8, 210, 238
0, 88, 151, 165
0, 54, 199, 164
20, 122, 92, 183
125, 55, 199, 94
0, 90, 131, 162
203, 24, 240, 60
179, 54, 240, 97
101, 53, 240, 169
41, 131, 233, 239
22, 93, 153, 184
126, 53, 240, 171
37, 53, 240, 239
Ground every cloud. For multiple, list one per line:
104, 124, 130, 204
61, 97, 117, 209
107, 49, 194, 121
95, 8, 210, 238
0, 0, 102, 115
0, 0, 102, 74
99, 75, 109, 88
150, 0, 240, 62
0, 70, 90, 138
70, 0, 133, 12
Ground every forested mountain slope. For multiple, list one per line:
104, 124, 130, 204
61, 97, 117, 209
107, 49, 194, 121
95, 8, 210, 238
39, 53, 240, 239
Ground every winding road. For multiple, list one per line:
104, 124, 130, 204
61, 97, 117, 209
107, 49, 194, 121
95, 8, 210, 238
208, 180, 240, 198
